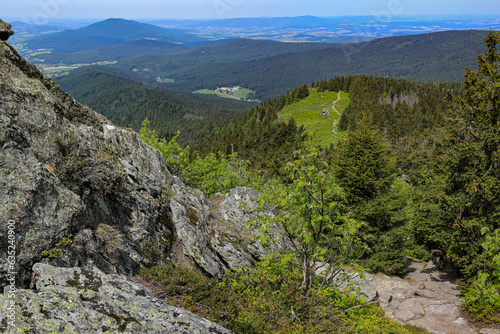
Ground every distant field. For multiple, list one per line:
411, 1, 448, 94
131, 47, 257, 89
193, 88, 260, 102
281, 90, 350, 147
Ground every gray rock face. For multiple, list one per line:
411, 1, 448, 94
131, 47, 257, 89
0, 38, 177, 289
0, 39, 292, 291
0, 20, 14, 41
0, 263, 234, 333
169, 186, 293, 277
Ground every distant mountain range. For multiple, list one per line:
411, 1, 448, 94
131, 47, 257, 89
25, 18, 207, 52
104, 30, 490, 100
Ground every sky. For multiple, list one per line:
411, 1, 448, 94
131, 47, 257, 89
4, 0, 500, 22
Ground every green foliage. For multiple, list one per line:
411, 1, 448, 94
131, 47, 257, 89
139, 118, 190, 174
463, 272, 500, 323
205, 89, 309, 175
435, 30, 500, 322
250, 145, 364, 293
138, 265, 236, 328
462, 228, 500, 323
42, 235, 73, 258
439, 30, 500, 276
181, 151, 255, 196
334, 117, 395, 204
140, 254, 416, 334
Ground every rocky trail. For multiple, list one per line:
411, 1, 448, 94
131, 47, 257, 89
340, 260, 500, 334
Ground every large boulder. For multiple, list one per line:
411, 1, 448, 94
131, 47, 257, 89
0, 20, 14, 41
169, 186, 293, 278
0, 263, 233, 333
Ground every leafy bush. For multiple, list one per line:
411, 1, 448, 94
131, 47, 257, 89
181, 151, 256, 196
463, 272, 500, 323
140, 253, 419, 333
139, 118, 190, 174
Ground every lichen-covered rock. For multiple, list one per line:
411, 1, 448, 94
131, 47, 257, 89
218, 187, 293, 261
0, 20, 14, 41
0, 263, 234, 333
0, 39, 175, 288
0, 36, 291, 291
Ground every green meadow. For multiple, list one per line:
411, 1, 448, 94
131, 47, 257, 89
193, 88, 260, 102
281, 90, 350, 147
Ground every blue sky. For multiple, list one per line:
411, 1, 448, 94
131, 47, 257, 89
5, 0, 499, 20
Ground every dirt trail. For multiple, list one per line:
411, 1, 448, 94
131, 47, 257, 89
332, 91, 342, 116
332, 91, 342, 138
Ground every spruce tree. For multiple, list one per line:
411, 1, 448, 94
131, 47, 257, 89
440, 30, 500, 275
334, 117, 395, 204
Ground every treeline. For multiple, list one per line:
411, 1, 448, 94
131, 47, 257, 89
337, 76, 461, 142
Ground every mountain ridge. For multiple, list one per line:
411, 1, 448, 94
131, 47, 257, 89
26, 18, 207, 52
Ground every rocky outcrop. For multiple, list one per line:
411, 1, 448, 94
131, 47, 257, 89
0, 28, 291, 291
0, 263, 233, 333
1, 35, 177, 288
0, 24, 293, 332
0, 20, 14, 41
169, 186, 293, 278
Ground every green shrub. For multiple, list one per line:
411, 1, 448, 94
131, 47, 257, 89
140, 253, 418, 333
463, 272, 500, 323
42, 235, 73, 258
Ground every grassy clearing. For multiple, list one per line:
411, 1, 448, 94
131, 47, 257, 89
193, 88, 260, 102
42, 67, 74, 78
281, 90, 350, 147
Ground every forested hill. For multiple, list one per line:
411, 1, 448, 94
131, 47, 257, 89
152, 30, 489, 100
36, 39, 190, 65
199, 75, 460, 177
113, 38, 338, 69
25, 18, 206, 52
56, 66, 255, 145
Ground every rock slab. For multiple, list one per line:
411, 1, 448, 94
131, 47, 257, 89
0, 263, 233, 333
338, 260, 481, 334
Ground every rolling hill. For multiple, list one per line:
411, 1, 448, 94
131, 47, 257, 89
26, 18, 207, 52
55, 66, 255, 145
32, 39, 189, 65
160, 30, 488, 99
111, 38, 338, 77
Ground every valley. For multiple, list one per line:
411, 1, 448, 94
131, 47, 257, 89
2, 11, 500, 334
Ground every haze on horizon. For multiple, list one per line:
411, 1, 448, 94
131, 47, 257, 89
4, 0, 500, 22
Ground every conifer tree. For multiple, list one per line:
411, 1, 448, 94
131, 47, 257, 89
440, 30, 500, 275
334, 117, 395, 204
